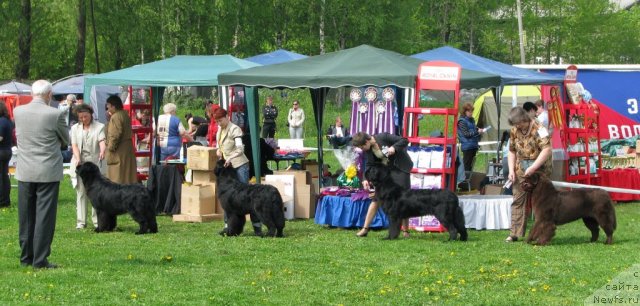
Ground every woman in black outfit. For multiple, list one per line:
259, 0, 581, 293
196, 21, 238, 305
0, 102, 14, 207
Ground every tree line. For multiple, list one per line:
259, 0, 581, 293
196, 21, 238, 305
1, 0, 638, 81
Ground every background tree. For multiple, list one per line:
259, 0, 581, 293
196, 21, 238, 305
74, 0, 86, 74
0, 0, 638, 81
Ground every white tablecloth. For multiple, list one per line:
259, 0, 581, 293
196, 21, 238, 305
458, 195, 512, 230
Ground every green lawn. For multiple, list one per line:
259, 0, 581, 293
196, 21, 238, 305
1, 175, 639, 305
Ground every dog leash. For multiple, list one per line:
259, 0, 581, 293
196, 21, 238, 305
552, 181, 640, 194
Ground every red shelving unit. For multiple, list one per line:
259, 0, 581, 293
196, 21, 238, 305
403, 61, 461, 191
127, 86, 154, 182
562, 65, 601, 184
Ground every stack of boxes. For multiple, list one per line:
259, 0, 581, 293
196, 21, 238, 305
173, 146, 223, 222
270, 168, 317, 219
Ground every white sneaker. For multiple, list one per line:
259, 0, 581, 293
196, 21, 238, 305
76, 224, 86, 229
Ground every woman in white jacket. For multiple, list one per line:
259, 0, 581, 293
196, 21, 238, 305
69, 104, 105, 229
287, 100, 305, 139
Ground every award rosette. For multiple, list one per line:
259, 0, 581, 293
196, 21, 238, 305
350, 88, 362, 103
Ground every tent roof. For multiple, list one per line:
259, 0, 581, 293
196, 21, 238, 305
53, 74, 92, 95
219, 45, 501, 89
412, 46, 563, 86
0, 80, 31, 94
85, 55, 260, 88
245, 49, 307, 65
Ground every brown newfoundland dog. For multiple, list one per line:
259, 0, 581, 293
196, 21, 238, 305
521, 172, 616, 245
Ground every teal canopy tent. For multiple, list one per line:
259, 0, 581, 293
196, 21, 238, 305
83, 55, 260, 162
219, 44, 501, 184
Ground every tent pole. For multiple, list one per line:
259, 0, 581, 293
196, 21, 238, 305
152, 87, 165, 165
245, 87, 261, 182
310, 88, 327, 192
493, 86, 504, 161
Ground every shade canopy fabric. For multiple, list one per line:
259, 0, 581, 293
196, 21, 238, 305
245, 49, 308, 66
219, 45, 501, 184
219, 45, 501, 89
412, 46, 563, 86
84, 55, 260, 88
0, 81, 31, 94
53, 74, 89, 95
83, 55, 260, 164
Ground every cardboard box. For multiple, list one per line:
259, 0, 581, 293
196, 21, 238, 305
196, 182, 222, 214
470, 172, 487, 191
294, 184, 316, 219
180, 184, 215, 215
265, 174, 295, 202
302, 160, 320, 174
264, 180, 295, 220
192, 170, 215, 184
282, 201, 294, 220
273, 170, 311, 186
484, 184, 504, 195
173, 213, 222, 222
310, 177, 320, 195
187, 146, 217, 170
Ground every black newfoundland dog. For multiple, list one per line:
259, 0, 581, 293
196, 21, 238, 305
365, 164, 468, 241
214, 160, 285, 237
76, 162, 158, 235
521, 172, 616, 245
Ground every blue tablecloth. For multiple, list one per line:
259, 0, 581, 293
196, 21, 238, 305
314, 195, 389, 228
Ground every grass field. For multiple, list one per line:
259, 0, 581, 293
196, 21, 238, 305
1, 174, 639, 305
1, 90, 636, 304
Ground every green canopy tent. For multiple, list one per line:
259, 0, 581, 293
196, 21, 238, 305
83, 55, 260, 162
218, 44, 501, 184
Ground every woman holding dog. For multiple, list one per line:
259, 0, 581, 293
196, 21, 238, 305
70, 104, 105, 229
352, 132, 413, 238
505, 106, 552, 242
213, 108, 263, 236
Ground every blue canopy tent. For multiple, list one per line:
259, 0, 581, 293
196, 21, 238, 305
245, 49, 307, 65
53, 74, 121, 123
413, 46, 564, 152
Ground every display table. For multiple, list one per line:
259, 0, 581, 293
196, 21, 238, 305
458, 195, 512, 230
272, 152, 310, 170
596, 168, 640, 202
314, 195, 389, 228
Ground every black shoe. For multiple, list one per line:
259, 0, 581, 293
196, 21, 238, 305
356, 227, 369, 237
253, 226, 263, 237
20, 262, 31, 267
33, 263, 58, 269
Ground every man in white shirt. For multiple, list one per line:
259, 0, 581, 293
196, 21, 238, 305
534, 99, 550, 130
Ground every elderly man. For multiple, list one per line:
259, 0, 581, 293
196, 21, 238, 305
14, 80, 70, 269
